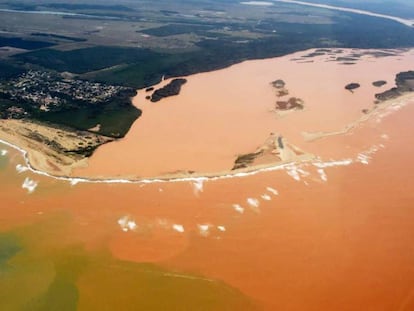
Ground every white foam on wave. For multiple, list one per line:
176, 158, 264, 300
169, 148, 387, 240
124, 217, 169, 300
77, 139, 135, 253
247, 198, 260, 208
313, 159, 353, 168
192, 178, 206, 195
217, 225, 226, 232
317, 168, 328, 182
16, 164, 29, 174
266, 187, 279, 195
357, 153, 370, 165
118, 215, 138, 232
70, 178, 83, 186
356, 144, 383, 165
22, 177, 38, 194
127, 220, 137, 231
261, 194, 272, 201
284, 164, 311, 181
198, 224, 210, 237
172, 224, 185, 233
232, 204, 245, 214
0, 149, 7, 156
286, 165, 301, 181
297, 168, 310, 177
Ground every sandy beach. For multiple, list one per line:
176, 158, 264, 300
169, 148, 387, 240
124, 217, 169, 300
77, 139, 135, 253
0, 119, 115, 175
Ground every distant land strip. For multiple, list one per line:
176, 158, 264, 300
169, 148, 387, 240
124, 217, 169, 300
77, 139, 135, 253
273, 0, 414, 28
0, 8, 120, 20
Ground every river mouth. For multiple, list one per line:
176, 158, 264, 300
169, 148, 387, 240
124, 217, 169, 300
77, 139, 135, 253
68, 48, 414, 180
1, 48, 414, 310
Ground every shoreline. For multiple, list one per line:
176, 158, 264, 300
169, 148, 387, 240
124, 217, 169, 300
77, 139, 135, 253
0, 135, 314, 184
1, 47, 414, 183
1, 90, 413, 184
302, 92, 414, 142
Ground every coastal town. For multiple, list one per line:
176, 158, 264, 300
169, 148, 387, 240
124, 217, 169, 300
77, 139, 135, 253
0, 70, 134, 118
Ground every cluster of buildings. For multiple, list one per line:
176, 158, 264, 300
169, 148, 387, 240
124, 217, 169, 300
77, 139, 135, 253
0, 70, 132, 116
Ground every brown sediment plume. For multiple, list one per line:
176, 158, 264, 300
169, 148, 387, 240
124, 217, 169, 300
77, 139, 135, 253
2, 48, 414, 181
1, 97, 414, 310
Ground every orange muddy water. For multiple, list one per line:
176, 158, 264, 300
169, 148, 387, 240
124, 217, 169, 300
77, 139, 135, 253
1, 49, 414, 310
74, 48, 414, 179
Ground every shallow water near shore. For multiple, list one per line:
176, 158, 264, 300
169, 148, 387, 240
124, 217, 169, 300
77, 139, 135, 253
1, 48, 414, 310
74, 48, 414, 179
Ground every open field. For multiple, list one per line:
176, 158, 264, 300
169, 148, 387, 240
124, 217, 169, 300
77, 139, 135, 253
0, 0, 414, 87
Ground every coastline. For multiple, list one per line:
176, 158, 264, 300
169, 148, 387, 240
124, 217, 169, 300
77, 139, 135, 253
1, 90, 413, 184
0, 119, 112, 175
2, 47, 414, 183
302, 92, 414, 142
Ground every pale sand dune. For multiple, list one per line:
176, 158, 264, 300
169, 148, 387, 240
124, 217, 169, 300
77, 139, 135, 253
74, 48, 414, 179
0, 119, 109, 175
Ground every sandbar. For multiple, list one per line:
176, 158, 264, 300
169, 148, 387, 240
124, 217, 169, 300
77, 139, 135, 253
1, 48, 414, 181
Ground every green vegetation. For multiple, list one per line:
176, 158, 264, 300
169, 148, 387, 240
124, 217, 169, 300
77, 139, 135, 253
150, 78, 187, 102
31, 33, 87, 43
0, 37, 55, 50
34, 98, 141, 138
0, 70, 140, 138
14, 47, 160, 74
44, 3, 132, 12
0, 61, 24, 80
345, 83, 361, 91
141, 23, 216, 37
373, 80, 387, 87
11, 13, 414, 90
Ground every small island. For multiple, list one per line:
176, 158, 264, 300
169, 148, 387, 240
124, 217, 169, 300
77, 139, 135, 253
149, 78, 187, 102
375, 71, 414, 102
275, 97, 304, 111
345, 83, 360, 92
271, 79, 289, 97
372, 80, 387, 87
271, 79, 304, 112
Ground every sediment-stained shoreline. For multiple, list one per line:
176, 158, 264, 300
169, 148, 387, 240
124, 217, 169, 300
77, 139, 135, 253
1, 48, 414, 182
0, 90, 413, 184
